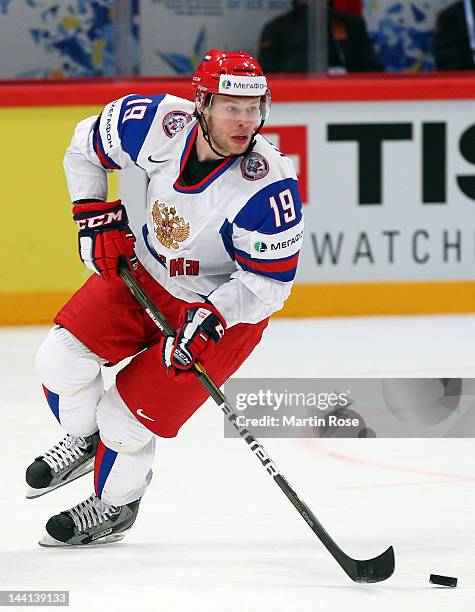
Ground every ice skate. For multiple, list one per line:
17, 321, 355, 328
38, 493, 142, 547
26, 432, 99, 499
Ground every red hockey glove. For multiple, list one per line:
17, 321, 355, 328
72, 199, 137, 282
161, 303, 226, 379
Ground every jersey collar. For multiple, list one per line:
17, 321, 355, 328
174, 123, 238, 194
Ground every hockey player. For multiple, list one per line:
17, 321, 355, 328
26, 49, 304, 546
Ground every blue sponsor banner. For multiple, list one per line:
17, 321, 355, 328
364, 0, 455, 72
0, 0, 139, 78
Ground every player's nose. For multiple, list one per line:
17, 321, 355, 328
236, 117, 253, 129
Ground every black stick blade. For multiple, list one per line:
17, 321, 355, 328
349, 546, 395, 583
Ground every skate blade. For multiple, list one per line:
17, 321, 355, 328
38, 532, 126, 547
26, 462, 94, 499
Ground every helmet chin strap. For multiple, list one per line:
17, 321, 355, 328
197, 111, 230, 159
247, 119, 265, 155
197, 110, 263, 159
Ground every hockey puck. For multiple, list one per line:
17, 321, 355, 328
429, 574, 457, 587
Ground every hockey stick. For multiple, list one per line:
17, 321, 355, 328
118, 259, 395, 583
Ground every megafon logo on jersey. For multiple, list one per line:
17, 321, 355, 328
254, 241, 268, 253
249, 227, 303, 259
162, 111, 193, 138
104, 99, 118, 149
241, 152, 269, 181
270, 229, 304, 251
218, 75, 267, 96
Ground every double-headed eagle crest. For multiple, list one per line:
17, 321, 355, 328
151, 200, 190, 249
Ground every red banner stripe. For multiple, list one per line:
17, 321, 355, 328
2, 76, 475, 107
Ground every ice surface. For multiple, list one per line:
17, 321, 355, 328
1, 316, 474, 611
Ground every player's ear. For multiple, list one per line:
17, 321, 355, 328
195, 92, 205, 113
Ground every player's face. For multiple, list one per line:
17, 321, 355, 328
205, 95, 261, 156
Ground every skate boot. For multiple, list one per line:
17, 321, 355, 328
38, 470, 152, 547
26, 432, 99, 499
38, 493, 143, 547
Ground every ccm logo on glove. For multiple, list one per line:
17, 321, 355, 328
75, 208, 124, 230
72, 199, 137, 282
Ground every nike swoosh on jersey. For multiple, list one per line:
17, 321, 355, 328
136, 408, 156, 422
148, 155, 169, 164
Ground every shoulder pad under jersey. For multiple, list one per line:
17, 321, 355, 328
93, 94, 195, 169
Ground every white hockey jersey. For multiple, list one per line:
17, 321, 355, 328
64, 93, 304, 327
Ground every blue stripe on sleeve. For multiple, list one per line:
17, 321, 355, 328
234, 247, 299, 282
235, 257, 298, 282
233, 178, 302, 234
117, 94, 165, 162
93, 125, 121, 169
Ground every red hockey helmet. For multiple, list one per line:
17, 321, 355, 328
192, 49, 271, 125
